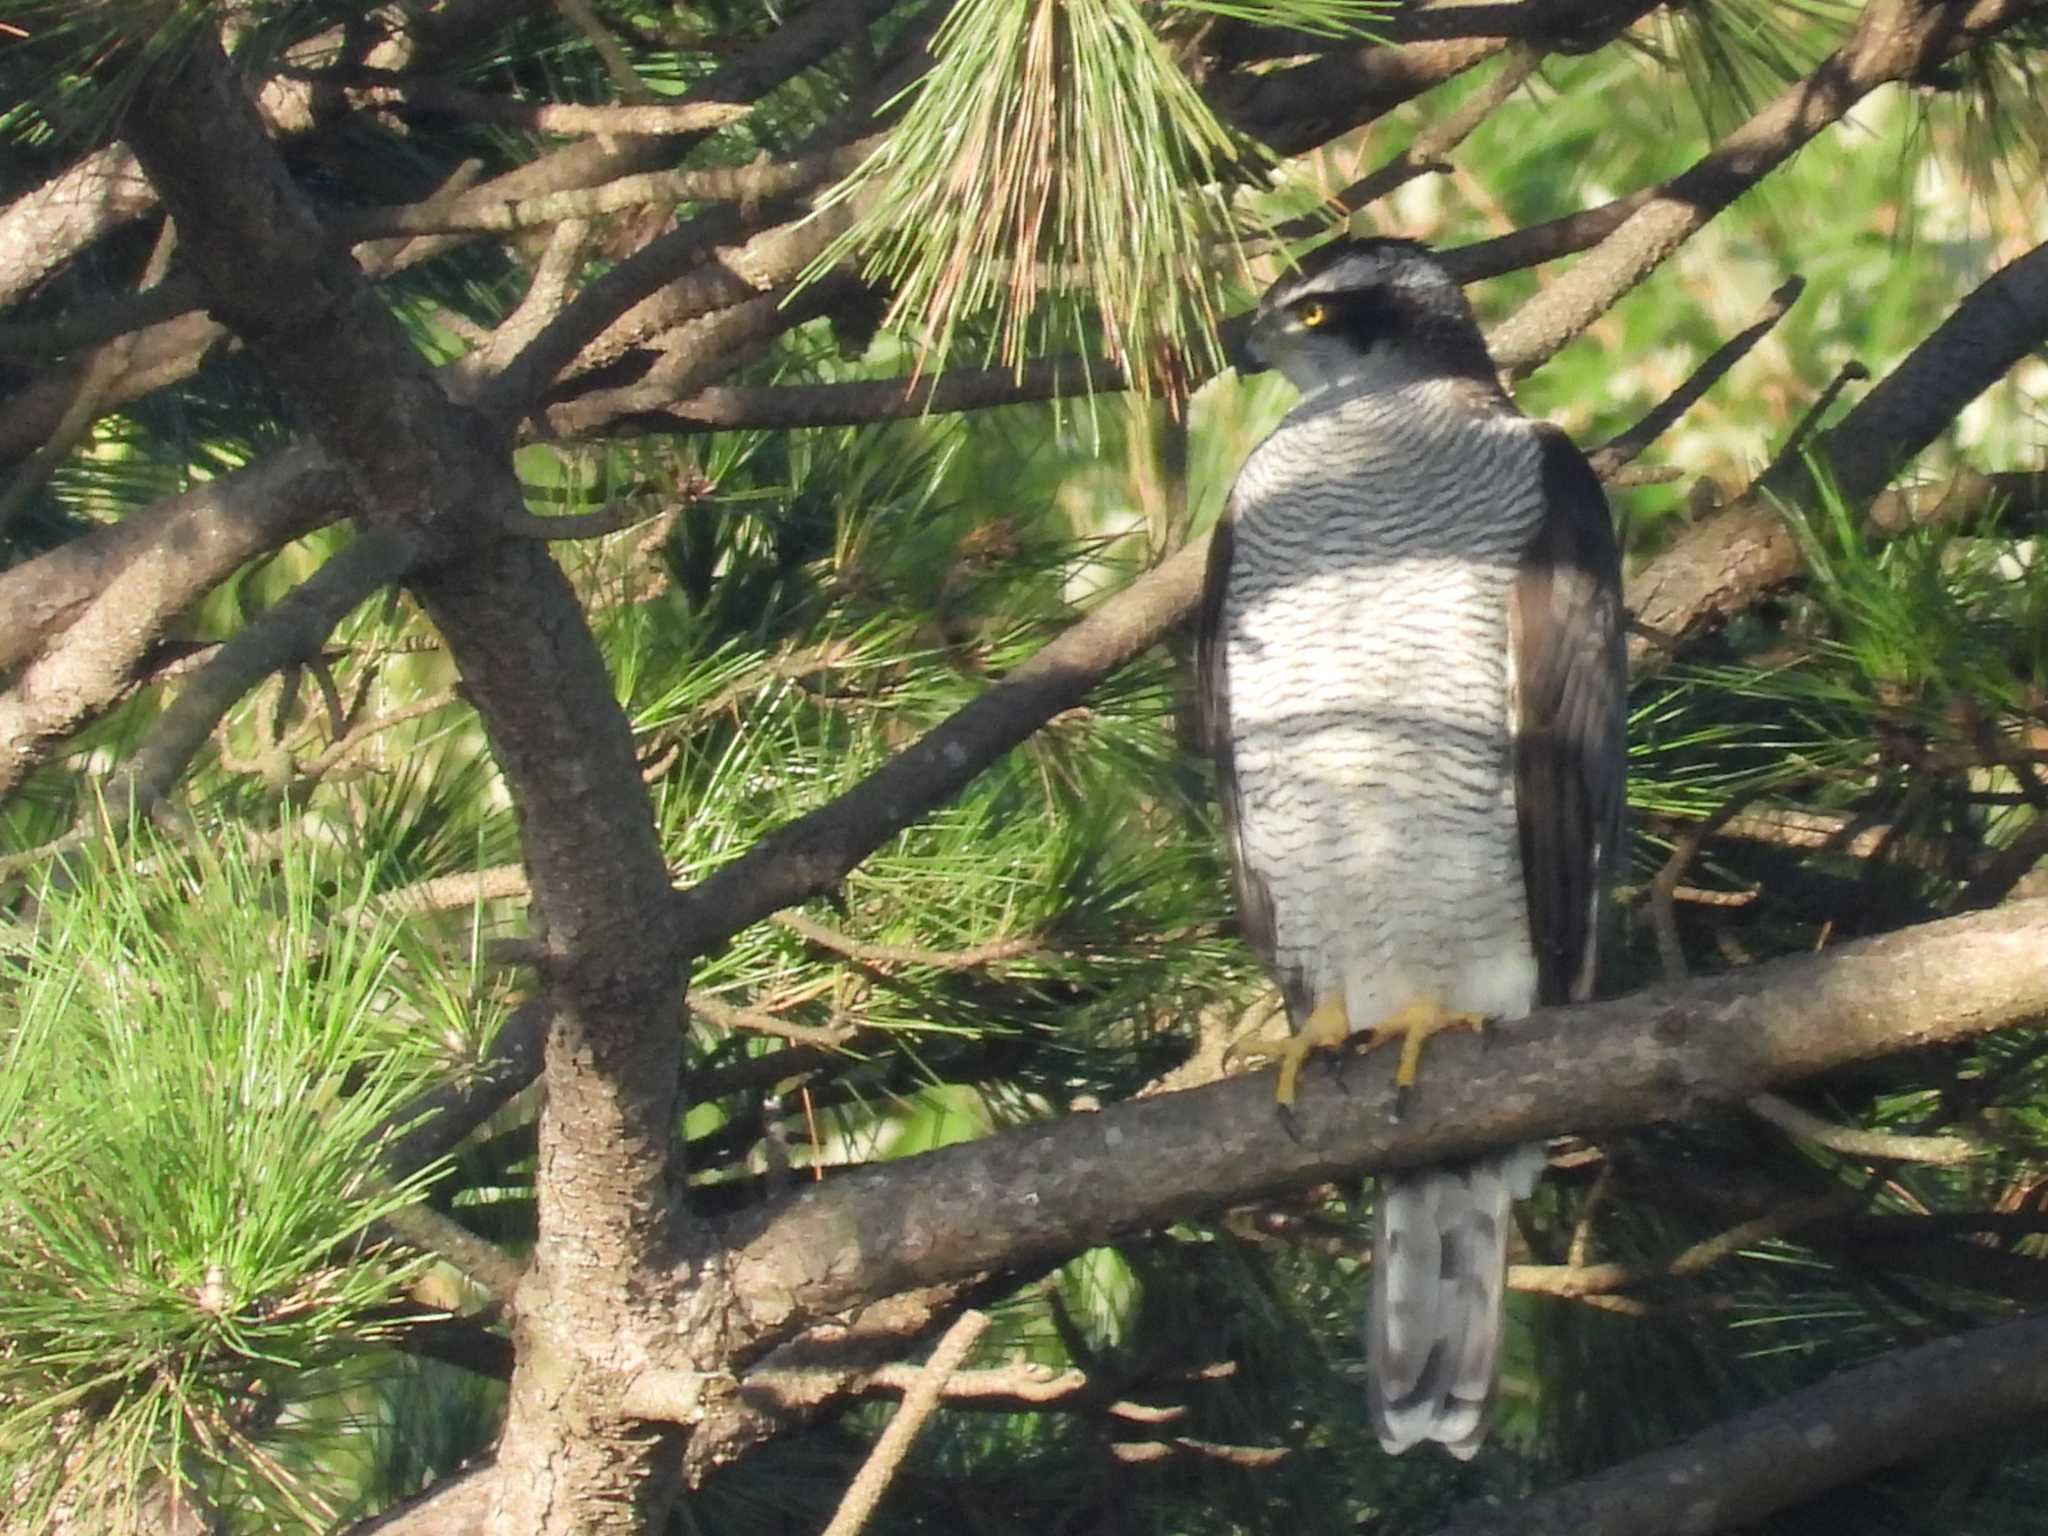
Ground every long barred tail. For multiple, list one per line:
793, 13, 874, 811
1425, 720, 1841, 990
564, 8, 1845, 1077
1367, 1144, 1546, 1458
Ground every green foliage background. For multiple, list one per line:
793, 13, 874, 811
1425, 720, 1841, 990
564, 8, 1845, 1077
1, 0, 2045, 1532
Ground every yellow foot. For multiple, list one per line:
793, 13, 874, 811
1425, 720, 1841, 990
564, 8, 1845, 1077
1226, 994, 1351, 1109
1357, 991, 1485, 1110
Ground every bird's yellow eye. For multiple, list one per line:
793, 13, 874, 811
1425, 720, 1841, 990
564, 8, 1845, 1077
1297, 300, 1328, 327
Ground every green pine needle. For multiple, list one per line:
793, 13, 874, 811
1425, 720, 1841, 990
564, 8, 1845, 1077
0, 834, 459, 1530
1158, 0, 1391, 41
804, 0, 1264, 394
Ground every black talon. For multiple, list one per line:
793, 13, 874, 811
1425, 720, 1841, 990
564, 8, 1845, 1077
1276, 1100, 1307, 1145
1330, 1042, 1357, 1093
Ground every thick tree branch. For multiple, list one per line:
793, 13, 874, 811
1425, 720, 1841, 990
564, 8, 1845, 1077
1427, 1311, 2048, 1536
124, 34, 693, 1533
1213, 0, 1651, 61
622, 355, 1124, 434
1486, 0, 2039, 376
538, 274, 860, 438
1627, 235, 2048, 664
379, 1000, 548, 1186
670, 538, 1210, 960
1746, 1091, 1979, 1166
1218, 3, 1655, 162
381, 1202, 525, 1307
0, 526, 413, 817
714, 899, 2048, 1340
1216, 11, 1527, 155
0, 146, 156, 308
1820, 232, 2048, 498
341, 136, 874, 240
337, 76, 750, 138
0, 1, 543, 305
0, 310, 233, 466
111, 530, 418, 808
1272, 46, 1545, 238
0, 0, 896, 464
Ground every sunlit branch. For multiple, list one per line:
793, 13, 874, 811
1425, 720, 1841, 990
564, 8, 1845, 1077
818, 1309, 989, 1536
1486, 0, 2039, 377
342, 137, 873, 240
1426, 1312, 2048, 1536
714, 900, 2048, 1338
595, 355, 1124, 434
1627, 236, 2048, 667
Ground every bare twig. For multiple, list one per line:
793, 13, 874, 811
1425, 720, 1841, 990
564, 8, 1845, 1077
299, 687, 462, 778
342, 137, 873, 240
555, 0, 657, 100
0, 271, 205, 365
771, 911, 1043, 972
453, 218, 591, 386
495, 499, 663, 540
1109, 1437, 1287, 1468
1601, 462, 1685, 488
640, 354, 1124, 433
1567, 1160, 1615, 1269
1955, 810, 2048, 912
1747, 1091, 1980, 1167
1761, 360, 1872, 483
1275, 47, 1542, 239
1705, 806, 1963, 872
820, 1309, 990, 1536
691, 993, 856, 1049
0, 531, 420, 870
860, 1360, 1090, 1406
384, 864, 533, 914
718, 900, 2048, 1337
1628, 234, 2048, 667
1821, 233, 2048, 500
380, 1202, 525, 1306
0, 221, 178, 532
1220, 23, 1522, 155
341, 74, 749, 136
1648, 786, 1767, 985
689, 1045, 843, 1103
1587, 276, 1804, 478
681, 1283, 974, 1481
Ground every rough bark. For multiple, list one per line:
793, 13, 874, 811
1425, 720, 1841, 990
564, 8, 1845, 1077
10, 6, 2048, 1533
715, 899, 2048, 1339
352, 897, 2048, 1535
121, 36, 697, 1535
0, 448, 346, 750
1628, 236, 2048, 662
1427, 1312, 2048, 1536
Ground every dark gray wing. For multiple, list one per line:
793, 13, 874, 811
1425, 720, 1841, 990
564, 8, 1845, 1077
1511, 426, 1627, 1007
1195, 510, 1285, 990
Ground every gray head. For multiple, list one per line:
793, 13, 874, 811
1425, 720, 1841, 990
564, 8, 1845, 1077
1246, 238, 1496, 396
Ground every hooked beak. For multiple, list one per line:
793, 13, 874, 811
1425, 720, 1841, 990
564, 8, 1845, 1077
1226, 310, 1277, 376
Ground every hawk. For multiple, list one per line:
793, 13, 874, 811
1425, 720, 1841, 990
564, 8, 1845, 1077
1197, 238, 1626, 1458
